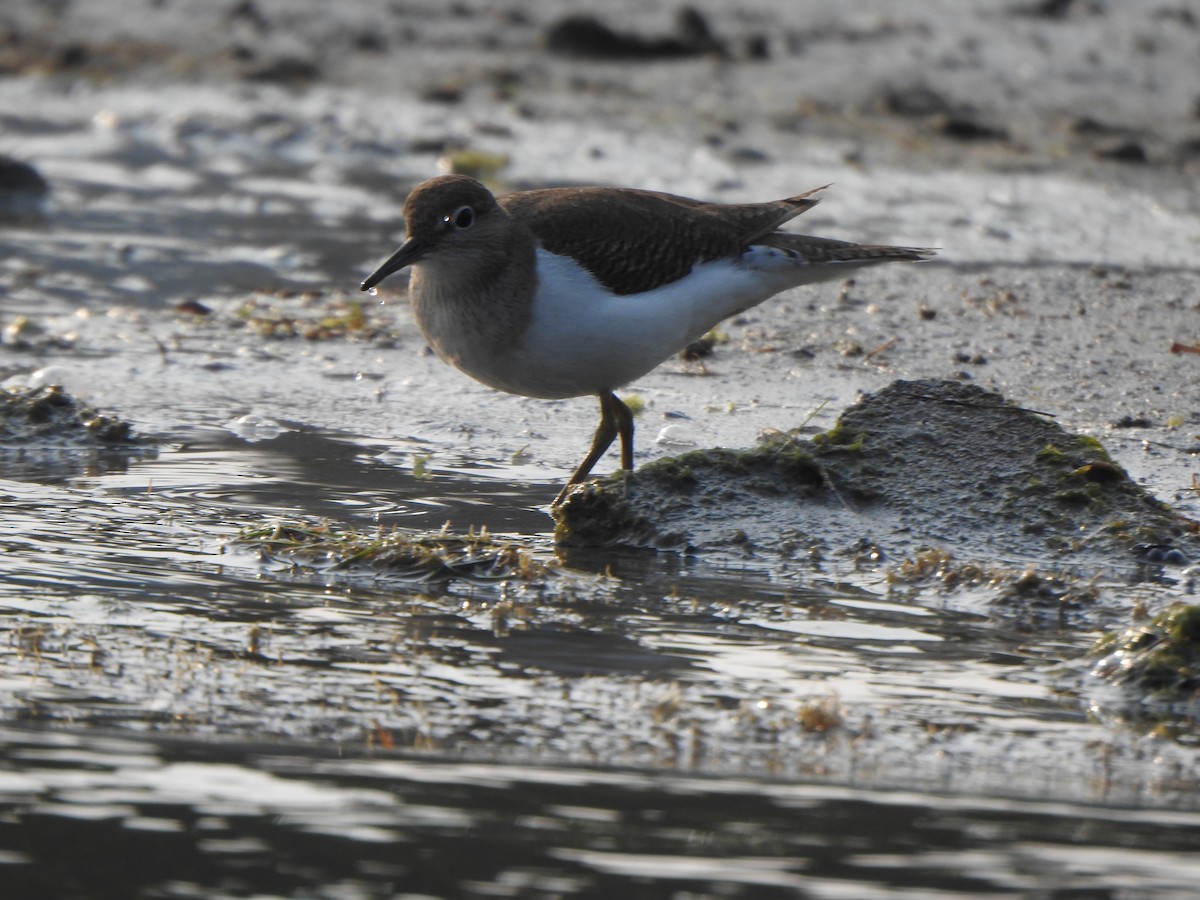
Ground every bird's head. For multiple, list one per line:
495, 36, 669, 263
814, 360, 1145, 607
361, 174, 504, 291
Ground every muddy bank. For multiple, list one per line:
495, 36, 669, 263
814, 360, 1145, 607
556, 379, 1196, 570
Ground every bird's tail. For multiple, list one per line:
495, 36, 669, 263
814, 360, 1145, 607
761, 232, 936, 265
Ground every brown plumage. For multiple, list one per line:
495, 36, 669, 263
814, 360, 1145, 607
500, 184, 829, 295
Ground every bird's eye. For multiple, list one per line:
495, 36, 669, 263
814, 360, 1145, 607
445, 205, 474, 230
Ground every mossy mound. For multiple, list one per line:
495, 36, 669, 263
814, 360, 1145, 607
554, 379, 1195, 573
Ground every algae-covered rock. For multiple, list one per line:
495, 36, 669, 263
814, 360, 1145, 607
0, 155, 49, 218
1091, 603, 1200, 712
0, 384, 139, 445
554, 379, 1195, 572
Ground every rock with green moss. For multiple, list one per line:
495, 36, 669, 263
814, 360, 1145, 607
554, 379, 1195, 573
1091, 603, 1200, 705
0, 384, 140, 445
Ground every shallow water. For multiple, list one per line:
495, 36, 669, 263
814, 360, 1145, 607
3, 424, 1200, 896
5, 725, 1200, 900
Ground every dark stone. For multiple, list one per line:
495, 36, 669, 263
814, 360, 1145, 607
545, 8, 725, 60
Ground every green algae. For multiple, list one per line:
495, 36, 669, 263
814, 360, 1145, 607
811, 422, 867, 452
234, 521, 553, 584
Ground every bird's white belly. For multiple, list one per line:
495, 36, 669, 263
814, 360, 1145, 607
481, 249, 791, 399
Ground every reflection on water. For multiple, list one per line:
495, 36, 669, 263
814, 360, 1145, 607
3, 725, 1200, 900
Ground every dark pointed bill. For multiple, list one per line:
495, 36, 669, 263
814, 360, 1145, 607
361, 237, 427, 291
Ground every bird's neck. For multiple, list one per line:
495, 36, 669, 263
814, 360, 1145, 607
408, 226, 539, 376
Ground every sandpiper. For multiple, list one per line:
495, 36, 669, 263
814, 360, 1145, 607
362, 174, 933, 505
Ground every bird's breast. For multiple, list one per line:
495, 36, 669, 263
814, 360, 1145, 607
407, 256, 541, 397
